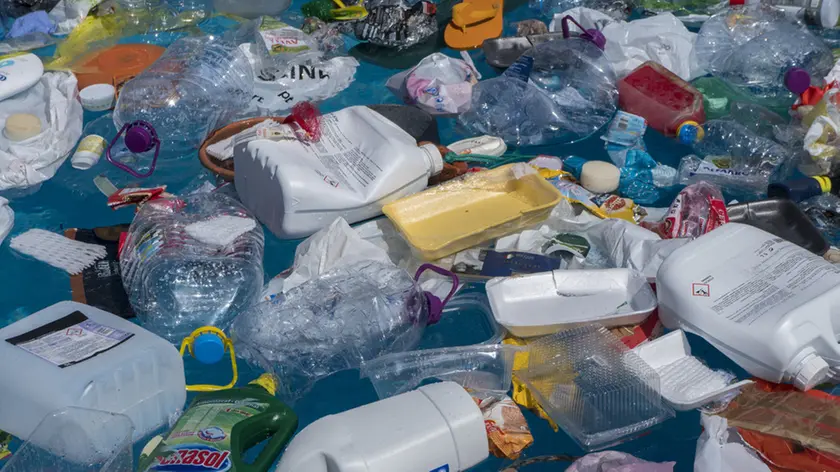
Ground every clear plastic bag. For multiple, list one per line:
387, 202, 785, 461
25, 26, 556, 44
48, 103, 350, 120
642, 182, 728, 239
360, 344, 521, 399
230, 260, 431, 401
386, 53, 478, 115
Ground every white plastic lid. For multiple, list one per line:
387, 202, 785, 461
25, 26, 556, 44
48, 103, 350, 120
821, 0, 840, 28
79, 83, 116, 112
793, 353, 830, 391
420, 142, 444, 176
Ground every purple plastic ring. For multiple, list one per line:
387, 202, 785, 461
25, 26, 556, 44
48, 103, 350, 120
414, 263, 460, 325
106, 120, 161, 178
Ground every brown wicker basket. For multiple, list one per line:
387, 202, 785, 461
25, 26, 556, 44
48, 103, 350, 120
198, 116, 285, 182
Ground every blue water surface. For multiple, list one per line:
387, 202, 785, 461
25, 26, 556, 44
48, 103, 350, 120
0, 2, 754, 471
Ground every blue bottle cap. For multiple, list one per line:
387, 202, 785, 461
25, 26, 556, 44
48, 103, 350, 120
677, 121, 702, 145
193, 332, 225, 365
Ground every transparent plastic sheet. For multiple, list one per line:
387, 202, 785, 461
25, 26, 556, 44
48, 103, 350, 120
693, 5, 833, 104
383, 164, 562, 261
515, 325, 674, 450
120, 192, 265, 343
566, 451, 675, 471
386, 53, 478, 115
0, 32, 56, 54
680, 119, 795, 194
342, 0, 437, 49
230, 260, 430, 401
801, 193, 840, 246
719, 382, 840, 458
114, 35, 254, 149
1, 407, 134, 472
360, 344, 521, 399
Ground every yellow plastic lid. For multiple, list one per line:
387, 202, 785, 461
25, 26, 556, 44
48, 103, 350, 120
251, 373, 279, 396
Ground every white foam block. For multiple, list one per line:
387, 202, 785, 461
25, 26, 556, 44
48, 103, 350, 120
185, 215, 257, 247
10, 229, 106, 275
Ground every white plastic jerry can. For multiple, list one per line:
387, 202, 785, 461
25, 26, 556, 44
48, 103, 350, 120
657, 223, 840, 390
274, 381, 488, 472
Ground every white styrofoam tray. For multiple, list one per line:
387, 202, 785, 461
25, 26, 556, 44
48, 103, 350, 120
486, 268, 657, 338
634, 330, 753, 410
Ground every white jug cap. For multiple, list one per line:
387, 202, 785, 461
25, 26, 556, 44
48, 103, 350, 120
420, 142, 444, 176
793, 353, 829, 391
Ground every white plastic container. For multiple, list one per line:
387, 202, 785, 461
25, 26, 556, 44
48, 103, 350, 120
0, 301, 186, 441
79, 83, 116, 112
0, 53, 44, 102
71, 134, 107, 170
486, 268, 657, 338
235, 106, 444, 239
657, 223, 840, 390
634, 330, 753, 410
274, 381, 488, 472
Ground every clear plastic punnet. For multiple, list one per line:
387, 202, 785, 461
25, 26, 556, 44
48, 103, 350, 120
516, 325, 675, 451
360, 344, 521, 399
113, 35, 254, 149
230, 260, 437, 401
1, 407, 135, 472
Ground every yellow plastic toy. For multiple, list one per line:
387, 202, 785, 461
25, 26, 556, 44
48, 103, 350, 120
444, 0, 503, 50
179, 326, 239, 392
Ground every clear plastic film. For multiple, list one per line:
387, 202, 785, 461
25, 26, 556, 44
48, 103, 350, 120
1, 407, 135, 472
719, 382, 840, 458
344, 0, 438, 49
360, 344, 521, 399
230, 260, 429, 401
120, 192, 264, 343
383, 164, 562, 261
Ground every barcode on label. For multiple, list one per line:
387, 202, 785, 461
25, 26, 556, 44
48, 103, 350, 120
617, 117, 629, 130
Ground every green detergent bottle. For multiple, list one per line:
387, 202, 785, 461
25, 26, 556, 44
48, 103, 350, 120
137, 374, 298, 472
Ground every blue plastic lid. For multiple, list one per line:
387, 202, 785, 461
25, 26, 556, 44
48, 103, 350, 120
677, 122, 701, 145
193, 332, 225, 365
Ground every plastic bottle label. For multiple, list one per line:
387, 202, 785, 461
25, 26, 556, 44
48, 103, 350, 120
259, 18, 311, 55
689, 237, 840, 325
137, 397, 272, 471
5, 310, 134, 368
76, 134, 106, 155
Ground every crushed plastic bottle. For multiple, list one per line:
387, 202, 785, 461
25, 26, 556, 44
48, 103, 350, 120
230, 260, 432, 400
120, 192, 265, 343
693, 5, 834, 105
678, 119, 795, 194
113, 35, 254, 150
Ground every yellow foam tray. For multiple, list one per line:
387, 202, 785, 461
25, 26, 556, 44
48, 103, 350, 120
383, 164, 563, 261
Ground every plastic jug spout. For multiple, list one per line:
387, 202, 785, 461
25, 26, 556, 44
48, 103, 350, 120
791, 352, 829, 390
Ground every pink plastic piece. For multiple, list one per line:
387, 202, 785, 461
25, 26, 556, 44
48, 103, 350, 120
618, 61, 705, 137
644, 182, 729, 239
284, 102, 322, 142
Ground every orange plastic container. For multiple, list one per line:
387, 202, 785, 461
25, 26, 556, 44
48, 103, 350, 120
73, 44, 165, 92
618, 61, 705, 137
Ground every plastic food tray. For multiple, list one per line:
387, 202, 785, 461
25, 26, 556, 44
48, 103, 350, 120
727, 198, 829, 255
516, 325, 674, 451
383, 164, 562, 261
634, 330, 753, 411
486, 268, 657, 338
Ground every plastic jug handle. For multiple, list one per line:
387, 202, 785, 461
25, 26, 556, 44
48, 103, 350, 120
415, 263, 460, 325
559, 15, 606, 50
106, 121, 161, 178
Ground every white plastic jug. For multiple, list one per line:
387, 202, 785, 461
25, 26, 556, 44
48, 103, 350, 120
274, 381, 488, 472
0, 301, 186, 441
657, 223, 840, 390
234, 106, 444, 239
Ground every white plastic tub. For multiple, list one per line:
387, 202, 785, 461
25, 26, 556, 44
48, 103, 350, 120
634, 330, 753, 410
486, 268, 657, 337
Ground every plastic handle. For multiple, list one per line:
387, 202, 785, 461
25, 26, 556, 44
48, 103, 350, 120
106, 121, 161, 178
559, 15, 606, 50
415, 263, 460, 325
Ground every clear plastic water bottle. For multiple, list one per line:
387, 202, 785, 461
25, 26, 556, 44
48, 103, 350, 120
113, 35, 254, 150
693, 5, 834, 105
120, 192, 265, 343
115, 0, 178, 33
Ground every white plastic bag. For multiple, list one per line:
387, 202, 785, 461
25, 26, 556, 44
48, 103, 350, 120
386, 52, 478, 115
262, 217, 393, 300
241, 43, 359, 114
695, 415, 770, 472
601, 13, 697, 80
550, 7, 618, 33
49, 0, 103, 35
0, 72, 83, 193
585, 218, 689, 280
0, 197, 13, 245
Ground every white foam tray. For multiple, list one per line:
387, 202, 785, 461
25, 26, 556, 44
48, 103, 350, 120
486, 268, 657, 338
634, 330, 753, 411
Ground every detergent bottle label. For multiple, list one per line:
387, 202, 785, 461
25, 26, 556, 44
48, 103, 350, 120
138, 397, 271, 471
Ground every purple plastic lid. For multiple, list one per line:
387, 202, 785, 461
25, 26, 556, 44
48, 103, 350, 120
785, 67, 811, 95
124, 121, 157, 153
584, 28, 606, 50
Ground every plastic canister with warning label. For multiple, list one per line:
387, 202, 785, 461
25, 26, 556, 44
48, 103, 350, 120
657, 223, 840, 390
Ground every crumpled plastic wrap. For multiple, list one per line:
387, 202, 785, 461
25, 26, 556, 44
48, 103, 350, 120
642, 182, 728, 239
230, 260, 430, 401
343, 0, 437, 49
386, 53, 478, 115
693, 5, 833, 103
567, 451, 675, 472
